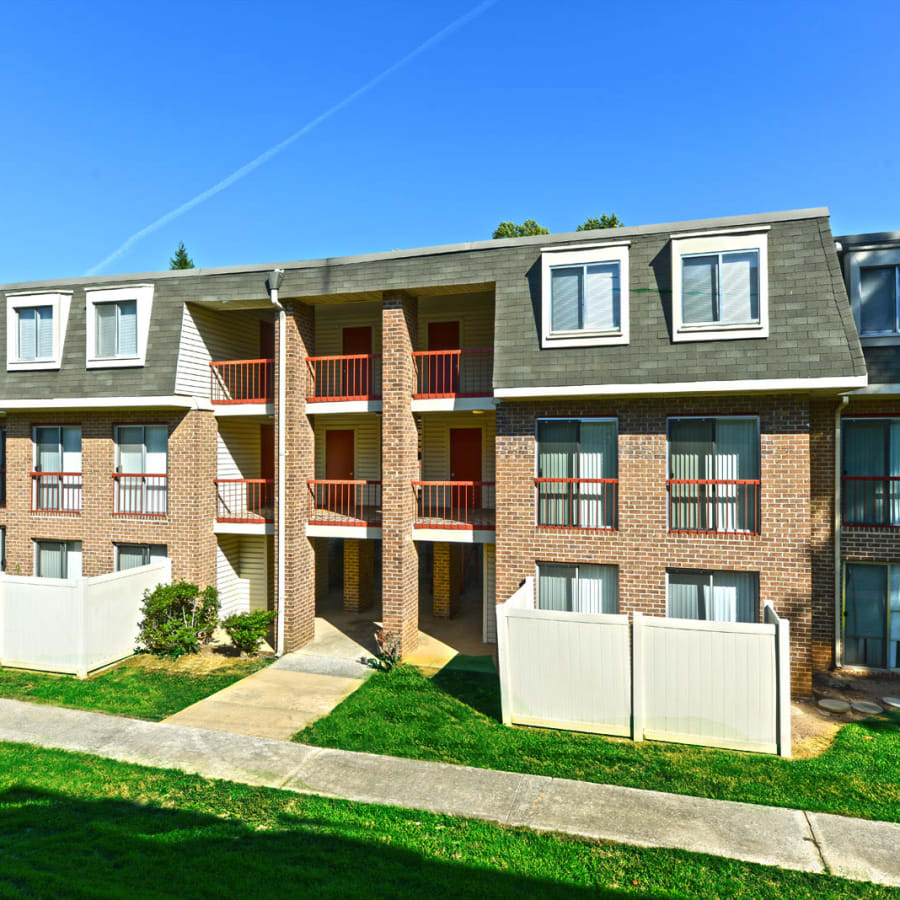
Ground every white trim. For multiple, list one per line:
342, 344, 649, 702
846, 383, 900, 396
0, 395, 213, 411
213, 402, 274, 417
494, 375, 868, 399
306, 523, 382, 539
844, 247, 900, 338
306, 400, 382, 415
540, 245, 630, 348
671, 225, 772, 239
411, 527, 495, 543
214, 522, 274, 536
540, 240, 631, 253
6, 292, 71, 371
671, 231, 769, 342
411, 397, 495, 412
85, 284, 153, 368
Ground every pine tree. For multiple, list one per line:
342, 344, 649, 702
169, 241, 195, 269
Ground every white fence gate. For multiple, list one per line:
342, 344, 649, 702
0, 560, 171, 677
496, 578, 791, 756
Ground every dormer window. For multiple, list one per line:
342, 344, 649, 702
5, 291, 71, 371
18, 306, 54, 361
96, 299, 138, 358
85, 285, 153, 368
859, 265, 900, 336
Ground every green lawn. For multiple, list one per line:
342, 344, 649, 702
0, 655, 270, 721
296, 662, 900, 823
1, 742, 894, 899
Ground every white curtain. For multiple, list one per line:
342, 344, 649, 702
550, 267, 582, 331
537, 420, 576, 526
715, 419, 759, 532
538, 563, 618, 614
719, 251, 759, 323
538, 564, 575, 611
710, 571, 758, 623
579, 421, 616, 528
584, 263, 620, 331
669, 420, 713, 530
37, 541, 65, 578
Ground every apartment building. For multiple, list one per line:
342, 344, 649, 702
0, 206, 888, 696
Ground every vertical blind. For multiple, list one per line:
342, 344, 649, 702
36, 541, 65, 578
681, 251, 759, 325
859, 266, 897, 335
843, 419, 900, 525
538, 563, 618, 614
550, 263, 620, 332
667, 570, 759, 623
97, 300, 138, 358
18, 306, 54, 361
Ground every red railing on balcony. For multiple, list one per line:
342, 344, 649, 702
413, 481, 495, 530
842, 476, 900, 527
215, 478, 274, 523
114, 473, 168, 517
413, 349, 493, 398
667, 479, 761, 535
210, 359, 274, 404
31, 472, 82, 513
307, 480, 381, 525
307, 355, 382, 402
535, 478, 617, 529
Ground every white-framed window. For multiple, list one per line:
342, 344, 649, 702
5, 291, 72, 371
33, 426, 82, 512
115, 543, 167, 571
845, 247, 900, 343
34, 539, 82, 579
537, 562, 619, 614
843, 563, 900, 670
540, 243, 630, 347
842, 418, 900, 526
670, 229, 769, 342
85, 284, 153, 368
666, 569, 759, 623
114, 424, 168, 515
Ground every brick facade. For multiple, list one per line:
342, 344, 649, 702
343, 538, 374, 612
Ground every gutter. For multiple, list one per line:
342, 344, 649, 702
834, 394, 849, 669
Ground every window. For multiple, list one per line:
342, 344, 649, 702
35, 539, 81, 579
844, 564, 900, 670
96, 299, 138, 358
668, 417, 760, 533
842, 419, 900, 526
116, 543, 167, 571
858, 265, 900, 336
671, 230, 768, 341
18, 306, 54, 360
115, 425, 168, 515
540, 243, 630, 347
667, 569, 759, 623
33, 426, 82, 512
538, 562, 618, 614
5, 291, 71, 370
536, 418, 617, 528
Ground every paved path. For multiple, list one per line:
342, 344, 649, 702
2, 699, 898, 888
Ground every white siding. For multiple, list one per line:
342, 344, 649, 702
418, 292, 494, 350
240, 537, 268, 613
420, 412, 495, 481
313, 415, 381, 480
216, 535, 247, 617
314, 302, 382, 356
217, 420, 262, 479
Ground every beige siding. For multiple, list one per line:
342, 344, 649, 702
314, 301, 382, 357
313, 415, 381, 480
420, 412, 495, 481
483, 543, 496, 643
217, 420, 262, 479
216, 535, 247, 617
240, 536, 268, 613
418, 292, 494, 350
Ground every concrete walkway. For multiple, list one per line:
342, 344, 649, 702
2, 698, 898, 888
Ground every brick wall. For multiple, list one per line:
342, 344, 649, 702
496, 395, 827, 696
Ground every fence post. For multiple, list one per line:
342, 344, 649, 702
632, 611, 645, 742
496, 597, 513, 726
75, 577, 89, 679
776, 615, 792, 758
0, 576, 6, 666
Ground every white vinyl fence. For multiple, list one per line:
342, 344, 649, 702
497, 578, 791, 756
0, 560, 171, 677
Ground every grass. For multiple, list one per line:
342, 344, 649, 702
0, 654, 270, 721
1, 742, 895, 898
296, 661, 900, 823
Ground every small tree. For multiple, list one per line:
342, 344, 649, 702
169, 241, 195, 269
577, 214, 624, 231
137, 580, 220, 659
222, 610, 276, 656
492, 219, 550, 239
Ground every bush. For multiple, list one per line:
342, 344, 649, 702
370, 627, 403, 672
137, 580, 220, 659
222, 610, 276, 656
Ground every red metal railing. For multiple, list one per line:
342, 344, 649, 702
667, 479, 760, 534
307, 480, 381, 525
842, 476, 900, 527
307, 355, 382, 401
114, 473, 168, 516
413, 349, 493, 398
215, 479, 274, 523
413, 481, 495, 529
31, 472, 82, 513
210, 359, 274, 404
535, 478, 617, 529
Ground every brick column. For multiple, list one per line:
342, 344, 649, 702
343, 538, 374, 612
381, 291, 419, 653
433, 541, 462, 617
276, 301, 316, 652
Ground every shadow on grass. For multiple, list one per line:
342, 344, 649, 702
0, 786, 628, 899
431, 656, 502, 722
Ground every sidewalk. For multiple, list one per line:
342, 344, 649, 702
2, 697, 898, 888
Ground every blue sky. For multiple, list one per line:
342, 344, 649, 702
1, 0, 897, 283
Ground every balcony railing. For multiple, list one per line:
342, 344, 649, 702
413, 349, 493, 398
308, 480, 381, 525
210, 359, 274, 404
535, 478, 617, 529
215, 478, 274, 523
307, 355, 382, 402
667, 479, 761, 535
114, 473, 168, 517
842, 476, 900, 527
31, 472, 82, 513
413, 481, 495, 530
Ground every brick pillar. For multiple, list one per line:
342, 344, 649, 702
433, 541, 462, 617
343, 538, 374, 612
276, 301, 316, 652
381, 291, 419, 653
313, 537, 329, 604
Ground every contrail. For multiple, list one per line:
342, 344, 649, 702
86, 0, 499, 276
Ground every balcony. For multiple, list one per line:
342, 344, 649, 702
842, 476, 900, 527
667, 479, 760, 535
215, 478, 274, 523
31, 472, 82, 513
307, 355, 382, 402
413, 481, 495, 530
210, 359, 274, 405
114, 473, 168, 517
308, 480, 381, 526
413, 349, 492, 398
535, 478, 617, 529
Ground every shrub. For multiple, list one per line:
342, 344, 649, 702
137, 580, 220, 659
222, 610, 276, 656
371, 627, 403, 672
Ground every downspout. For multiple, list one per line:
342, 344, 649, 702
834, 394, 849, 669
267, 269, 286, 657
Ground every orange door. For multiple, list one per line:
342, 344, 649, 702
450, 428, 482, 514
342, 326, 372, 397
427, 321, 460, 394
326, 429, 356, 518
256, 424, 275, 518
